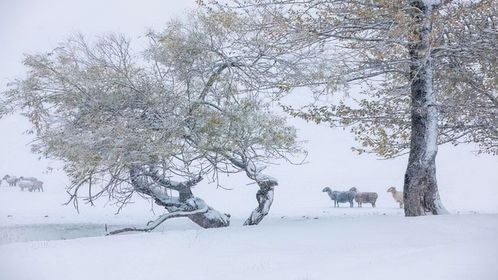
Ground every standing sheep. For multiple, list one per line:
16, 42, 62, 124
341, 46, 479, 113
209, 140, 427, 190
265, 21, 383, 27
387, 187, 404, 208
2, 175, 19, 186
18, 179, 34, 192
19, 177, 44, 192
30, 180, 44, 192
322, 187, 356, 208
350, 187, 378, 208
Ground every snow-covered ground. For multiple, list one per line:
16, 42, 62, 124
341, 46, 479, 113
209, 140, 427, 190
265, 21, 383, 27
1, 187, 497, 280
1, 213, 497, 280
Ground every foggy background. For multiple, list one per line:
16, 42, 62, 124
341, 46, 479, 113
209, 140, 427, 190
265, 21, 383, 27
0, 0, 496, 220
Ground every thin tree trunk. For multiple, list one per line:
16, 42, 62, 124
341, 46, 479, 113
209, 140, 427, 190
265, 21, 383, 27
222, 156, 278, 226
244, 182, 275, 225
404, 0, 448, 216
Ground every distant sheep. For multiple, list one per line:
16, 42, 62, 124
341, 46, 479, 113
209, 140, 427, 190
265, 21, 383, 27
18, 179, 34, 192
18, 177, 44, 192
2, 175, 19, 187
322, 187, 356, 207
351, 187, 378, 208
30, 180, 44, 192
387, 187, 403, 208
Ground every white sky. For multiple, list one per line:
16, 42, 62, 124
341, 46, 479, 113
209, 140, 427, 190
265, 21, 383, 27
0, 0, 497, 216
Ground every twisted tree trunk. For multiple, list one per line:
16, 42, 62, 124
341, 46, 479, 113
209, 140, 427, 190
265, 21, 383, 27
221, 155, 277, 225
176, 187, 231, 228
404, 0, 448, 216
244, 180, 276, 226
130, 168, 230, 229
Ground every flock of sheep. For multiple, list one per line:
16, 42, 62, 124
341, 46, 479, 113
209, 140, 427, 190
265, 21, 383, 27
1, 175, 44, 192
2, 173, 407, 207
322, 186, 404, 208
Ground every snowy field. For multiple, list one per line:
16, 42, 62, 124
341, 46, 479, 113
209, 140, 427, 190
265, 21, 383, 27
1, 1, 497, 279
1, 116, 496, 280
1, 187, 498, 280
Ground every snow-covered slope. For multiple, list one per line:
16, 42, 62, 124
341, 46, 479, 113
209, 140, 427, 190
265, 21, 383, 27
1, 213, 497, 280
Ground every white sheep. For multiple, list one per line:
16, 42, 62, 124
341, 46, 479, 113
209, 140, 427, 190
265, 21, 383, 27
19, 177, 44, 192
18, 179, 34, 191
2, 175, 19, 186
387, 187, 404, 208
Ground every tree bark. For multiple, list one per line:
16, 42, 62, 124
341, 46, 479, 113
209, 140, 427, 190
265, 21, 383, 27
130, 168, 230, 229
244, 181, 276, 225
222, 156, 278, 226
404, 0, 448, 216
175, 188, 231, 228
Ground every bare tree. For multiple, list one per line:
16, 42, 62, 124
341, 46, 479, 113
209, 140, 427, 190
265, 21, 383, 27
210, 0, 497, 216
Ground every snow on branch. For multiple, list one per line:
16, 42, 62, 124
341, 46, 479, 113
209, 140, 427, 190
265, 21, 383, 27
106, 207, 209, 235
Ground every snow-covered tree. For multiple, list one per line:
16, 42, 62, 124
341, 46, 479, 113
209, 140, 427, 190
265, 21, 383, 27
1, 11, 303, 229
211, 0, 497, 216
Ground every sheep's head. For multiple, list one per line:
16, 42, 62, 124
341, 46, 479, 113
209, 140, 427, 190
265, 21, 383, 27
387, 187, 396, 193
2, 175, 9, 180
322, 187, 331, 193
349, 187, 358, 192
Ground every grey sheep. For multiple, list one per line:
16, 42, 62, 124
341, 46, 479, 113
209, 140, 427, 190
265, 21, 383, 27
322, 187, 356, 208
19, 177, 44, 192
350, 187, 378, 208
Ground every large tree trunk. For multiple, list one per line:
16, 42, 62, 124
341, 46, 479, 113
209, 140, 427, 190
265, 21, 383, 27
130, 168, 230, 229
404, 0, 448, 216
175, 188, 230, 228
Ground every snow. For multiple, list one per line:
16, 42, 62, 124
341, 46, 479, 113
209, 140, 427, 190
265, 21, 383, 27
0, 1, 497, 279
422, 0, 442, 7
1, 213, 497, 280
1, 187, 498, 280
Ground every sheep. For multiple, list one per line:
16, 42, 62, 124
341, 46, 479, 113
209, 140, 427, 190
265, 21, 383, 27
30, 180, 44, 192
2, 175, 19, 187
322, 187, 356, 207
18, 179, 34, 192
387, 187, 404, 208
18, 177, 44, 192
351, 188, 378, 208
